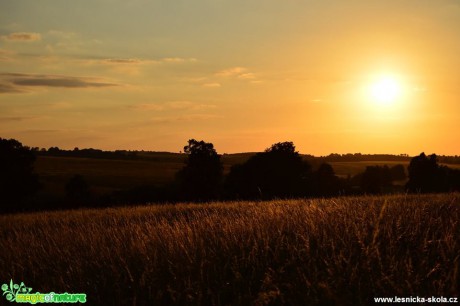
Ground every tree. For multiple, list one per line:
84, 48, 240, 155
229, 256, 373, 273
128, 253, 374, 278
175, 139, 223, 201
406, 153, 445, 193
389, 164, 406, 181
447, 169, 460, 192
313, 163, 340, 197
225, 141, 312, 199
265, 141, 297, 154
0, 138, 39, 211
360, 166, 392, 194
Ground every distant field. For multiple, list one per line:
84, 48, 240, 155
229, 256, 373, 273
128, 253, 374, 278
329, 161, 460, 178
34, 154, 460, 197
328, 161, 409, 178
34, 154, 255, 196
1, 194, 458, 305
34, 156, 184, 195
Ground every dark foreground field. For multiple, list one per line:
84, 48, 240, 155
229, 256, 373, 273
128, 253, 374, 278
1, 194, 459, 305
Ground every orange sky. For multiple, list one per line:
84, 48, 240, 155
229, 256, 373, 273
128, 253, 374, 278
1, 1, 459, 155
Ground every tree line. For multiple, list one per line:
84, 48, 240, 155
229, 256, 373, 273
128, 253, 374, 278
1, 137, 459, 213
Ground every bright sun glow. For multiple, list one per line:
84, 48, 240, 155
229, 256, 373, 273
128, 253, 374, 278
370, 76, 402, 105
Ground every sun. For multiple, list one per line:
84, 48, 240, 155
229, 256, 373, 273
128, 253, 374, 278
369, 75, 402, 105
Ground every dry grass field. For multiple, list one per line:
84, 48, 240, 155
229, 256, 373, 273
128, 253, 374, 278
34, 156, 185, 196
33, 154, 253, 196
1, 193, 458, 305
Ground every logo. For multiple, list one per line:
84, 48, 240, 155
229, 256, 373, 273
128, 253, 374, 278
2, 280, 86, 304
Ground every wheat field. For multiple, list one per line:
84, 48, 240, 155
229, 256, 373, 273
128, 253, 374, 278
1, 194, 459, 305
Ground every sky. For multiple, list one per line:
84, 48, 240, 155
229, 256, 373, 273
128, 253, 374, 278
1, 0, 459, 155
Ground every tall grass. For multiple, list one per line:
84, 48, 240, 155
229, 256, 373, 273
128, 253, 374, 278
1, 194, 459, 305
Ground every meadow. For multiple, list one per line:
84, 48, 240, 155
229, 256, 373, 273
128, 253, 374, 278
1, 193, 458, 305
34, 154, 415, 197
33, 154, 253, 197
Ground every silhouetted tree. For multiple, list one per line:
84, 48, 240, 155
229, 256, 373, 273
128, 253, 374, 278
312, 163, 340, 197
225, 141, 312, 199
447, 169, 460, 191
360, 166, 392, 194
0, 138, 39, 212
175, 139, 223, 201
65, 174, 91, 203
406, 153, 446, 193
389, 164, 406, 181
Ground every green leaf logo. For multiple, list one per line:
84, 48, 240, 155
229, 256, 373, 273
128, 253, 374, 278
2, 280, 33, 302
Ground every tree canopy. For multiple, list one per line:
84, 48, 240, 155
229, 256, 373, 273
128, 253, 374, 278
0, 138, 39, 210
406, 153, 460, 193
175, 139, 223, 201
226, 142, 312, 199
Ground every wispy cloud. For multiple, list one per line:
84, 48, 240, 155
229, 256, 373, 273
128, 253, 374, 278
97, 57, 196, 65
151, 114, 220, 124
214, 66, 261, 84
202, 82, 221, 88
130, 101, 216, 111
215, 67, 247, 77
168, 101, 217, 110
80, 57, 197, 75
0, 116, 39, 122
2, 32, 41, 42
0, 49, 15, 61
129, 103, 165, 111
162, 57, 197, 63
0, 83, 26, 94
103, 58, 142, 64
12, 77, 116, 88
238, 73, 256, 80
0, 73, 118, 93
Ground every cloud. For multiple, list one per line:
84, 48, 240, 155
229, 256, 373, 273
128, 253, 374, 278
97, 57, 196, 66
238, 73, 256, 80
214, 66, 260, 84
0, 49, 15, 61
0, 116, 39, 122
202, 82, 221, 88
167, 101, 216, 110
130, 101, 216, 111
2, 32, 41, 42
215, 67, 247, 77
129, 103, 165, 111
104, 58, 142, 64
81, 57, 197, 75
151, 114, 220, 124
94, 58, 152, 76
12, 78, 115, 88
0, 83, 26, 94
0, 73, 118, 93
162, 57, 197, 63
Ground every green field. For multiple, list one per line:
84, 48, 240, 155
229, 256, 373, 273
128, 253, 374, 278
1, 194, 458, 305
